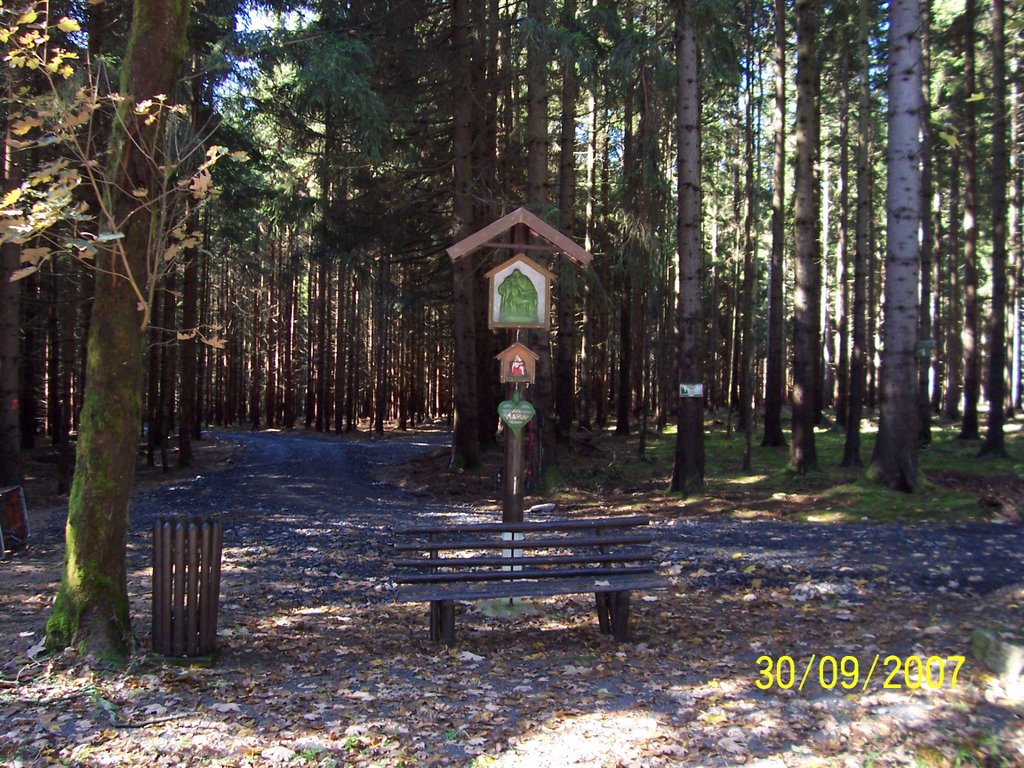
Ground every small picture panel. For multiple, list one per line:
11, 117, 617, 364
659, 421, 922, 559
496, 342, 540, 384
679, 383, 704, 398
485, 254, 555, 330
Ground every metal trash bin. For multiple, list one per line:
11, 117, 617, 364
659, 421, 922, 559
152, 517, 223, 657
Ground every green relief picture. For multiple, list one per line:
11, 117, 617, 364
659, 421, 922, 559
497, 268, 539, 324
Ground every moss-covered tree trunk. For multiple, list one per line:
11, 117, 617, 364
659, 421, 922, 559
46, 0, 192, 659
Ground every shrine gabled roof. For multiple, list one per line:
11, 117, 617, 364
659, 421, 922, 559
446, 207, 593, 266
495, 341, 541, 362
483, 252, 556, 281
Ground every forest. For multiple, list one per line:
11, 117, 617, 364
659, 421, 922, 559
1, 0, 1020, 495
1, 0, 1020, 482
0, 0, 1020, 651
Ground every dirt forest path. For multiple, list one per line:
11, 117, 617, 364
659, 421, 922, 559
2, 429, 1024, 767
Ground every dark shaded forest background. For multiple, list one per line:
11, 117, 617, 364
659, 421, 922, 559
0, 0, 1020, 492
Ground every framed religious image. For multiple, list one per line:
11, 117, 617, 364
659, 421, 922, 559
496, 342, 540, 384
484, 253, 555, 330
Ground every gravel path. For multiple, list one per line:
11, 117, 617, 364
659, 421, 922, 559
102, 429, 1024, 601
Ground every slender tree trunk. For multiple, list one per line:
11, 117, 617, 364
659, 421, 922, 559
451, 0, 480, 469
835, 48, 851, 430
374, 255, 389, 435
671, 0, 704, 495
842, 0, 871, 468
0, 126, 21, 487
555, 0, 578, 443
334, 262, 346, 434
249, 274, 262, 430
763, 0, 787, 447
981, 0, 1008, 456
945, 146, 963, 419
283, 262, 297, 428
871, 0, 922, 492
178, 211, 198, 466
740, 6, 756, 470
525, 0, 558, 487
47, 0, 192, 658
960, 0, 981, 440
917, 0, 934, 446
790, 0, 820, 473
20, 273, 41, 450
1011, 56, 1022, 412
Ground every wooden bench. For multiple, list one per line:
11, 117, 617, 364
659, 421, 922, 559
391, 515, 670, 645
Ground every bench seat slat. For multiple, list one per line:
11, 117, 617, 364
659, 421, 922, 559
395, 515, 650, 535
399, 565, 655, 585
395, 573, 671, 604
393, 551, 653, 569
393, 534, 652, 552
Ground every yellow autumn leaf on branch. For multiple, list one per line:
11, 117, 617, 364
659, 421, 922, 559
17, 10, 38, 25
189, 168, 213, 199
1, 189, 23, 208
57, 17, 81, 33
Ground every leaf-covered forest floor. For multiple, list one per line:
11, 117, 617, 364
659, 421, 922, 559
1, 417, 1023, 768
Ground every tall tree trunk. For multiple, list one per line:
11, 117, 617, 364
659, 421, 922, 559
450, 0, 480, 469
740, 4, 756, 471
525, 0, 557, 487
47, 0, 192, 659
835, 48, 851, 430
671, 0, 704, 495
945, 146, 963, 419
1011, 55, 1022, 412
871, 0, 922, 492
981, 0, 1008, 456
959, 0, 981, 440
158, 275, 178, 470
762, 0, 787, 447
178, 209, 198, 466
842, 0, 871, 468
790, 0, 820, 473
374, 255, 389, 435
0, 124, 21, 487
917, 0, 934, 446
554, 0, 578, 443
20, 273, 40, 450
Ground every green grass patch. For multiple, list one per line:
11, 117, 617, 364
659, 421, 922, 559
554, 413, 1024, 524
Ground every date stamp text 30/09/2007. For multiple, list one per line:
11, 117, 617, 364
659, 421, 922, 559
755, 654, 966, 692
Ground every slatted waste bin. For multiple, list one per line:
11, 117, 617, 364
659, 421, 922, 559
152, 517, 223, 657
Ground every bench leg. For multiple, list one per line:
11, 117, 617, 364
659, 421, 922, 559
609, 591, 631, 642
439, 600, 456, 645
595, 592, 612, 634
429, 600, 456, 644
429, 601, 442, 642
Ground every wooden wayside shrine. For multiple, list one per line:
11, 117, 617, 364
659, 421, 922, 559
447, 207, 593, 266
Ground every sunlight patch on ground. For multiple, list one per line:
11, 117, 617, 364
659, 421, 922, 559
720, 474, 770, 485
490, 710, 664, 767
804, 511, 846, 523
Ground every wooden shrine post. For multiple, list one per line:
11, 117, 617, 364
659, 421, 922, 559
447, 208, 592, 524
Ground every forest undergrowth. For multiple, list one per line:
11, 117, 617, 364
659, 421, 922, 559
396, 410, 1024, 527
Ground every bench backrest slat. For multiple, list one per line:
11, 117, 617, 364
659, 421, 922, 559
400, 565, 655, 584
393, 550, 653, 569
394, 533, 652, 552
394, 515, 650, 535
